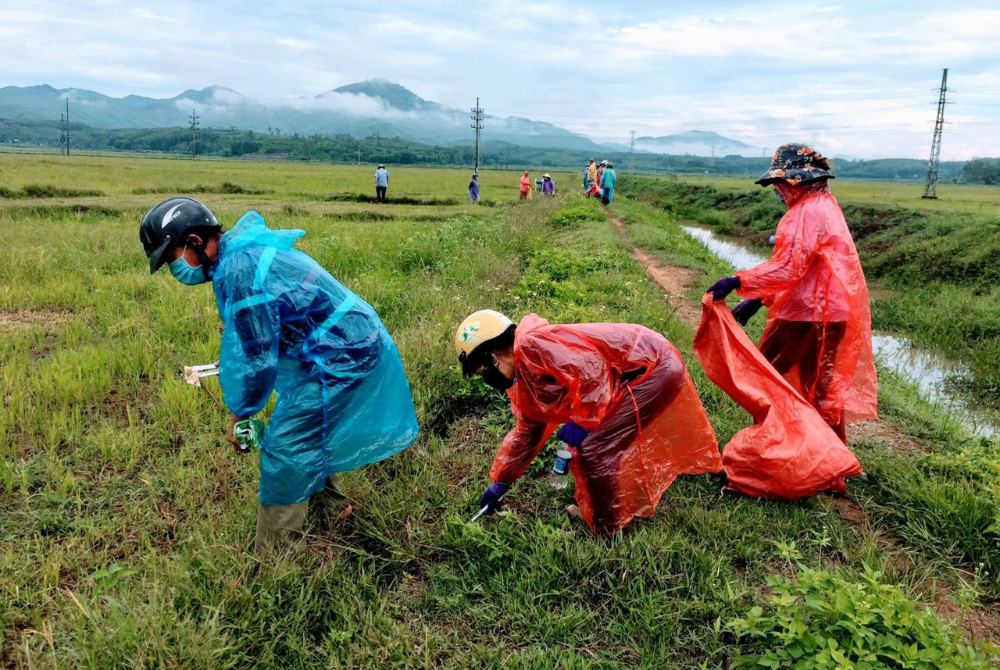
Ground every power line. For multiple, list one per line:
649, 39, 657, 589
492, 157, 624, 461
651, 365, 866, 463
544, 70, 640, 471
189, 108, 199, 159
923, 68, 950, 200
471, 97, 484, 172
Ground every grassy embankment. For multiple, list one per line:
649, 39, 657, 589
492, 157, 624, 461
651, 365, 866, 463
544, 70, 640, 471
0, 153, 996, 667
614, 175, 1000, 605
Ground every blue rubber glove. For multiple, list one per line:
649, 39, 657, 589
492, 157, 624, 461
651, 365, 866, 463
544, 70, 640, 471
707, 276, 741, 301
478, 482, 510, 514
556, 421, 589, 447
732, 298, 764, 326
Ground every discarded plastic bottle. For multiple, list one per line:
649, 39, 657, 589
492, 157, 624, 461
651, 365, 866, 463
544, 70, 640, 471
233, 418, 265, 452
549, 448, 573, 489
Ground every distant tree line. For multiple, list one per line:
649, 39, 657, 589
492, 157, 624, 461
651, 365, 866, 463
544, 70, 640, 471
962, 158, 1000, 185
0, 117, 973, 183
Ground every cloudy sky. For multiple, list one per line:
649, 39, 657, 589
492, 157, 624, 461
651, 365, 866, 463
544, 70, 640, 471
2, 0, 999, 159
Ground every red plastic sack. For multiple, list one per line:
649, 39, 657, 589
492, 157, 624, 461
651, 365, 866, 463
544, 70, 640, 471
735, 186, 877, 424
694, 295, 862, 500
490, 315, 722, 535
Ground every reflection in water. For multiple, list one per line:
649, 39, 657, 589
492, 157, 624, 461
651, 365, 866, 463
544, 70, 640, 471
683, 224, 999, 439
682, 226, 768, 271
872, 335, 998, 438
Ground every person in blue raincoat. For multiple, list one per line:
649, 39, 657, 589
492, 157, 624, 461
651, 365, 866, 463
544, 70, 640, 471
600, 161, 617, 205
140, 197, 419, 552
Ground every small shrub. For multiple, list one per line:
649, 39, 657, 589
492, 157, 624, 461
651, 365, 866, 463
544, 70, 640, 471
728, 565, 994, 669
12, 184, 104, 198
549, 201, 605, 228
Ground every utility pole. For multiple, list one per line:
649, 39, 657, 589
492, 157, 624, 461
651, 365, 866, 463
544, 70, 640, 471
189, 108, 199, 159
64, 98, 70, 155
376, 130, 380, 162
59, 113, 67, 156
629, 130, 635, 174
923, 68, 950, 199
471, 97, 484, 172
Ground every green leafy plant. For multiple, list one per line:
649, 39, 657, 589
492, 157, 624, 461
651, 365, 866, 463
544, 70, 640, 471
728, 566, 994, 669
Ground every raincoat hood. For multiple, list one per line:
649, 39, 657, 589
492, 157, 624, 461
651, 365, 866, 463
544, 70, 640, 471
218, 211, 305, 258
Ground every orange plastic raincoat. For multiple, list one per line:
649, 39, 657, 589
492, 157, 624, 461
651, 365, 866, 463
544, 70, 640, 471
734, 184, 877, 426
490, 315, 722, 535
694, 295, 863, 500
519, 173, 532, 199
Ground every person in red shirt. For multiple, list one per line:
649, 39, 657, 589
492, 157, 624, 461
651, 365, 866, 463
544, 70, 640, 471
706, 144, 878, 443
454, 310, 721, 536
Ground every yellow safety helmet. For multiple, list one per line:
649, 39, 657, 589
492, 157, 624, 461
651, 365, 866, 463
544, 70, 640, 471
455, 309, 515, 377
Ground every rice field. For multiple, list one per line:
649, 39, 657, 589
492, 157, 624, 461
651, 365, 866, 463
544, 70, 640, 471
1, 153, 997, 668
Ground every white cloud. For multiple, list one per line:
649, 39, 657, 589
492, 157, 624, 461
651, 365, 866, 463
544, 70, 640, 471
0, 0, 998, 158
274, 37, 314, 51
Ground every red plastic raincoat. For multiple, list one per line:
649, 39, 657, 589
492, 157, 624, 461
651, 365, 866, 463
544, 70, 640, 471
735, 185, 877, 425
490, 315, 722, 535
694, 295, 863, 500
519, 174, 532, 194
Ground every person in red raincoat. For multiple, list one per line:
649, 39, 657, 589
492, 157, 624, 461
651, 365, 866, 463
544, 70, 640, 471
706, 144, 877, 443
519, 171, 532, 200
454, 310, 721, 536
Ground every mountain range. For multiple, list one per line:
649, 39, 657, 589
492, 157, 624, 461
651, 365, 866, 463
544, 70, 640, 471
0, 80, 761, 157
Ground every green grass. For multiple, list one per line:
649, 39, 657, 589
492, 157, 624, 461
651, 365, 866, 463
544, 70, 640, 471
1, 154, 997, 668
673, 173, 1000, 215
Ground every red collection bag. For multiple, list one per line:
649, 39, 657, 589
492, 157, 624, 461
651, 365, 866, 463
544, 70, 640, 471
694, 295, 862, 500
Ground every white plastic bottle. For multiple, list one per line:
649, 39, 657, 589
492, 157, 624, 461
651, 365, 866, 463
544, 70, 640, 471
548, 449, 573, 489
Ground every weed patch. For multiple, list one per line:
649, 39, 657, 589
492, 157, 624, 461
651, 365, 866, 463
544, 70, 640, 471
323, 193, 461, 206
0, 184, 103, 198
549, 199, 605, 228
729, 565, 995, 669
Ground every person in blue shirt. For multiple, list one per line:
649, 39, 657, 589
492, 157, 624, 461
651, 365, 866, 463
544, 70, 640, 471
374, 164, 389, 203
469, 173, 480, 203
140, 197, 419, 553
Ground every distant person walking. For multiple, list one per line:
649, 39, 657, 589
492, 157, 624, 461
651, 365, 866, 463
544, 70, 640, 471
542, 174, 556, 196
519, 171, 532, 200
601, 162, 617, 204
469, 172, 480, 203
374, 164, 389, 203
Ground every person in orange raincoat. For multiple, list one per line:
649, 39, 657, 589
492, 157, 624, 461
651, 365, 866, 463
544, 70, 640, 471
519, 171, 532, 200
706, 144, 877, 443
454, 310, 721, 536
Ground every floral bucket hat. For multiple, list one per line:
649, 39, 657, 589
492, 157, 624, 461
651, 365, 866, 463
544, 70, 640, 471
755, 143, 834, 186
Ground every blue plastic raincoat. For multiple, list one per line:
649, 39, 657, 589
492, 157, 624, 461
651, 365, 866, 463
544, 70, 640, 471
213, 211, 419, 505
601, 168, 617, 202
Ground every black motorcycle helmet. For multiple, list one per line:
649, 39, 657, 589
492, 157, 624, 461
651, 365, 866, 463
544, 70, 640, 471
140, 197, 221, 278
